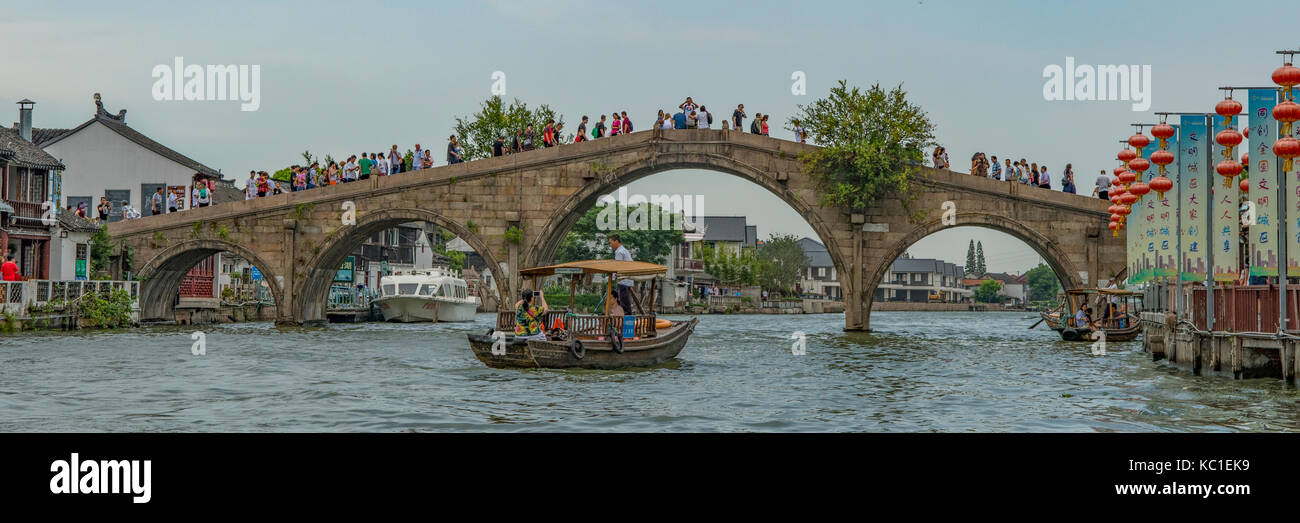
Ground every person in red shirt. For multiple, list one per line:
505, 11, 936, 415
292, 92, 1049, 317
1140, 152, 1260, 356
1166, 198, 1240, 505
1, 255, 19, 281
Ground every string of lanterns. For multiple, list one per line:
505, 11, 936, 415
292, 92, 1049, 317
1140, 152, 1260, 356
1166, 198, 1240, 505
1214, 95, 1243, 187
1273, 61, 1300, 172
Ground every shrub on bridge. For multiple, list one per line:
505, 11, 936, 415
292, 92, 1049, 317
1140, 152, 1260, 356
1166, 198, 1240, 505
789, 80, 935, 214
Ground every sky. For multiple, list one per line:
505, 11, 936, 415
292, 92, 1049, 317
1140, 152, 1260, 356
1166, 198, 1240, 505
4, 0, 1298, 274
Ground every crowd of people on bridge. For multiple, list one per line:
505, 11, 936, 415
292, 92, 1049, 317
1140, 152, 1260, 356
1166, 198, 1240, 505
219, 97, 800, 205
935, 146, 1078, 195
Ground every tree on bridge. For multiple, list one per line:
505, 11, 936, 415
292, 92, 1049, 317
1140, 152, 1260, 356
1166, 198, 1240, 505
788, 80, 935, 215
554, 202, 684, 265
454, 96, 565, 161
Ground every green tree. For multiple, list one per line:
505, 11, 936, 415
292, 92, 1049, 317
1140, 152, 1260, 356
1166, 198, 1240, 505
553, 201, 685, 264
89, 226, 115, 275
975, 241, 986, 276
453, 95, 564, 161
973, 279, 1002, 303
757, 234, 810, 295
789, 80, 936, 213
702, 244, 759, 286
965, 240, 976, 275
1025, 263, 1061, 302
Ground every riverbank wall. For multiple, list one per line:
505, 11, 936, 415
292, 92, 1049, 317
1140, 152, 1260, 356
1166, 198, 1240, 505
1141, 311, 1299, 382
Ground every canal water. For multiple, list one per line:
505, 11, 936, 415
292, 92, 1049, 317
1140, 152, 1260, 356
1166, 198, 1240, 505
1, 312, 1296, 432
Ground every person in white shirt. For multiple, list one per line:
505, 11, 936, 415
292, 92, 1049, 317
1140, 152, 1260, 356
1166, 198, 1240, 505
344, 157, 358, 182
377, 153, 389, 176
697, 107, 710, 129
411, 145, 427, 172
609, 234, 635, 315
388, 146, 402, 174
166, 190, 179, 212
245, 171, 257, 200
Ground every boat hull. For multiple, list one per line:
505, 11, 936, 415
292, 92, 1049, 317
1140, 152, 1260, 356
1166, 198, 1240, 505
374, 296, 478, 322
468, 317, 698, 369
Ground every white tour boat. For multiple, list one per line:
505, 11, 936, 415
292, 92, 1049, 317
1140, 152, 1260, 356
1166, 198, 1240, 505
374, 268, 481, 322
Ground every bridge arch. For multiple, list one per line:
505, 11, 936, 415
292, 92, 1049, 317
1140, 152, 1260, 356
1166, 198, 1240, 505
135, 239, 287, 322
864, 211, 1085, 320
298, 207, 508, 324
524, 151, 850, 287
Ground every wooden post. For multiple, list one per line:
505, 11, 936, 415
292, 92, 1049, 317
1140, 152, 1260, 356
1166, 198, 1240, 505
568, 274, 577, 312
605, 273, 612, 316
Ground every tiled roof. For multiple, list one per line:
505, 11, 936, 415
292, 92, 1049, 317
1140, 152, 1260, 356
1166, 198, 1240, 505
31, 127, 71, 146
57, 211, 101, 232
701, 216, 748, 242
41, 114, 222, 178
0, 126, 64, 170
798, 237, 833, 267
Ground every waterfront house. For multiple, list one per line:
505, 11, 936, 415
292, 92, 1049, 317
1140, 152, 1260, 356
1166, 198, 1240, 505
1, 100, 64, 279
797, 237, 841, 301
875, 257, 971, 303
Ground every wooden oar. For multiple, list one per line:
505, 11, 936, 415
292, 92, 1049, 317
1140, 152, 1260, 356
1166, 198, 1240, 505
1027, 318, 1045, 329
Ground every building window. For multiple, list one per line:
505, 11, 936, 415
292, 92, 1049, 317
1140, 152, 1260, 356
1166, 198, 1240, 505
818, 267, 826, 277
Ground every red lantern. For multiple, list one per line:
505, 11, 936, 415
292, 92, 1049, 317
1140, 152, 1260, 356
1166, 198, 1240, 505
1118, 148, 1137, 163
1128, 157, 1151, 174
1215, 128, 1243, 148
1149, 177, 1173, 197
1151, 123, 1176, 150
1128, 133, 1151, 150
1216, 159, 1243, 187
1119, 191, 1138, 206
1109, 192, 1123, 205
1245, 127, 1250, 139
1109, 220, 1121, 237
1241, 151, 1249, 168
1150, 149, 1174, 167
1240, 177, 1250, 193
1108, 204, 1123, 216
1113, 166, 1128, 177
1274, 136, 1300, 172
1273, 62, 1300, 89
1129, 180, 1151, 200
1216, 97, 1243, 126
1276, 101, 1300, 122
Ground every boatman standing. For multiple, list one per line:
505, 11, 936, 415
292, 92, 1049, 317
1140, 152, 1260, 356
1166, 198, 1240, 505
609, 234, 634, 315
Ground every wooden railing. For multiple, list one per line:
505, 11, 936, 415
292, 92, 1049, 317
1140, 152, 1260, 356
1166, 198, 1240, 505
495, 309, 657, 337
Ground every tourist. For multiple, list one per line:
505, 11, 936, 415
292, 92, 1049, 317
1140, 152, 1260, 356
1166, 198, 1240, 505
761, 114, 770, 136
343, 155, 357, 182
990, 155, 1001, 180
76, 201, 88, 218
733, 104, 746, 131
554, 122, 564, 144
493, 135, 505, 156
326, 163, 339, 186
750, 113, 762, 134
421, 147, 434, 169
791, 118, 806, 143
1095, 170, 1109, 199
514, 288, 549, 342
96, 197, 111, 223
609, 234, 635, 315
121, 200, 141, 220
412, 144, 427, 171
1074, 305, 1093, 330
1062, 164, 1076, 194
295, 166, 308, 191
594, 115, 607, 138
374, 153, 388, 177
389, 145, 403, 174
679, 96, 699, 115
607, 286, 625, 317
673, 110, 688, 129
1038, 165, 1051, 189
611, 113, 622, 136
358, 152, 373, 180
621, 111, 632, 133
511, 130, 523, 153
1004, 159, 1015, 183
308, 163, 320, 189
245, 171, 258, 200
687, 110, 698, 129
191, 180, 209, 207
654, 112, 665, 130
448, 135, 464, 162
940, 147, 949, 169
151, 186, 165, 216
661, 114, 673, 130
576, 116, 588, 143
1, 254, 19, 282
697, 106, 711, 129
521, 124, 536, 151
1019, 160, 1030, 184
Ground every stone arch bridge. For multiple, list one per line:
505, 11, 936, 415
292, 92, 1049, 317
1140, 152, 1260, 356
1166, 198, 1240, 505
108, 129, 1125, 330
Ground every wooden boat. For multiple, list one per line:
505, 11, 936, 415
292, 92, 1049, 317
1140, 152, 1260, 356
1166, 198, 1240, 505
1039, 288, 1142, 342
468, 259, 698, 369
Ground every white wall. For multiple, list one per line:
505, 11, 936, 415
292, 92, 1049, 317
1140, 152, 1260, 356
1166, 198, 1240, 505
48, 230, 93, 280
43, 120, 208, 212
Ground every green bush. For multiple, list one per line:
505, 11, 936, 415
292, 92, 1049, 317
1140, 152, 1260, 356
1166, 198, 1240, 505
79, 289, 135, 329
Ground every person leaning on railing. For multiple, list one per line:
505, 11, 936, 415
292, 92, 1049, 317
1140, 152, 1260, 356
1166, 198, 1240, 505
514, 289, 549, 341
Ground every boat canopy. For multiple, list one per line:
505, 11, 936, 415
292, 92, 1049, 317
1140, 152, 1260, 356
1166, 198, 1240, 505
520, 260, 668, 278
